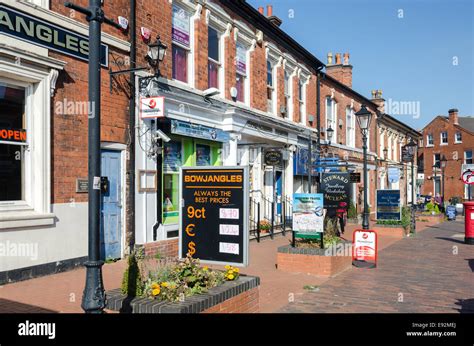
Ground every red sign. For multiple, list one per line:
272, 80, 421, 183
140, 96, 165, 119
352, 229, 378, 263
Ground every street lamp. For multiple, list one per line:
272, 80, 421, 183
383, 147, 389, 188
146, 36, 167, 76
440, 154, 447, 205
326, 127, 334, 145
405, 138, 418, 234
355, 105, 373, 230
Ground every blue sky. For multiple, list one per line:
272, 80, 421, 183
248, 0, 474, 130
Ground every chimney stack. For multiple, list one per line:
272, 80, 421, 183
448, 108, 459, 125
371, 89, 385, 112
325, 52, 353, 88
258, 6, 264, 15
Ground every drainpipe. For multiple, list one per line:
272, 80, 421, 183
127, 0, 136, 252
315, 68, 324, 193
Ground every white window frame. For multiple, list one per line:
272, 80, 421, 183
454, 131, 462, 144
265, 43, 282, 116
325, 96, 337, 140
345, 106, 355, 147
0, 46, 64, 229
298, 78, 306, 125
379, 131, 385, 158
266, 59, 275, 114
24, 0, 49, 9
465, 150, 473, 164
426, 133, 434, 147
440, 131, 448, 145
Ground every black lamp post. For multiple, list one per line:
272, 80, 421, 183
326, 127, 334, 146
383, 147, 388, 188
405, 138, 418, 234
440, 154, 447, 205
355, 105, 373, 230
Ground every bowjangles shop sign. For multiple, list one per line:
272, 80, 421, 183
179, 167, 249, 266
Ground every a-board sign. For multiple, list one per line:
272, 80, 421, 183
264, 150, 283, 166
446, 205, 456, 220
293, 193, 325, 236
376, 189, 401, 221
180, 166, 249, 266
353, 229, 377, 263
321, 172, 350, 216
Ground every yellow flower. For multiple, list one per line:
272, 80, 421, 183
161, 282, 169, 288
203, 266, 208, 271
152, 287, 161, 296
151, 283, 160, 290
234, 268, 240, 273
225, 265, 231, 270
228, 269, 234, 274
227, 274, 235, 280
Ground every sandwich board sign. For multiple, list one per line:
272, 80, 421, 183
179, 166, 249, 266
352, 229, 378, 269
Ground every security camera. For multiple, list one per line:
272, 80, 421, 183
203, 87, 220, 98
155, 129, 171, 142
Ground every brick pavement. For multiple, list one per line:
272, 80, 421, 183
0, 219, 443, 313
280, 220, 474, 313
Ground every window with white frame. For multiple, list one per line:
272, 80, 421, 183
266, 60, 274, 113
208, 26, 221, 89
465, 150, 473, 164
284, 70, 291, 118
455, 131, 462, 143
298, 78, 305, 124
345, 107, 355, 147
235, 41, 247, 103
171, 5, 191, 84
440, 131, 448, 145
433, 153, 441, 168
427, 133, 434, 146
325, 97, 337, 137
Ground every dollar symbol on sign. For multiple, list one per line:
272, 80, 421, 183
188, 241, 196, 256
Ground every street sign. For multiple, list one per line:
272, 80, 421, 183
376, 189, 401, 221
461, 164, 474, 185
320, 172, 350, 217
179, 166, 249, 266
292, 193, 325, 236
352, 229, 378, 268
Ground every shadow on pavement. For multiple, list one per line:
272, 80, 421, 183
455, 298, 474, 313
0, 299, 57, 313
435, 237, 465, 244
467, 259, 474, 273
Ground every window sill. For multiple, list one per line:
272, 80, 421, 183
0, 212, 56, 230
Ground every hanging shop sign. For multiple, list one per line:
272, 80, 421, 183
140, 96, 165, 119
352, 229, 377, 267
180, 167, 249, 266
350, 172, 361, 183
0, 128, 27, 145
170, 120, 230, 142
172, 5, 190, 47
401, 146, 413, 163
0, 5, 109, 67
293, 193, 325, 236
264, 150, 283, 166
376, 189, 401, 221
388, 167, 400, 183
236, 42, 247, 75
320, 172, 350, 216
461, 164, 474, 185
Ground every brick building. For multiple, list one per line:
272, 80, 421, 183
419, 108, 474, 201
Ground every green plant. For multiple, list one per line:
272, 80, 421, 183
259, 220, 271, 231
121, 249, 144, 297
401, 206, 411, 231
426, 201, 440, 215
376, 220, 402, 226
347, 200, 357, 219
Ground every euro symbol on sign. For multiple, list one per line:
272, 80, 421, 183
188, 241, 196, 256
185, 224, 196, 237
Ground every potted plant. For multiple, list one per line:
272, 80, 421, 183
259, 220, 271, 233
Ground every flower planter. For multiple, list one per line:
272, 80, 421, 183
277, 241, 352, 277
106, 275, 260, 313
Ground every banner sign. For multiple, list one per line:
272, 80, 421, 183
321, 172, 350, 216
292, 193, 325, 235
376, 189, 401, 220
0, 128, 26, 144
236, 42, 247, 75
353, 229, 377, 262
180, 167, 249, 266
0, 5, 108, 67
171, 120, 230, 142
264, 150, 283, 166
388, 167, 400, 183
140, 96, 165, 119
172, 5, 190, 47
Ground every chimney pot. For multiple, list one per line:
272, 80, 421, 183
448, 108, 459, 125
371, 90, 377, 99
327, 52, 333, 65
267, 5, 273, 17
335, 53, 341, 65
377, 89, 383, 98
258, 6, 264, 15
343, 52, 350, 65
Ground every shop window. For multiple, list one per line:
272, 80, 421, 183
163, 140, 183, 224
171, 5, 191, 84
0, 83, 25, 201
196, 144, 211, 166
208, 26, 221, 89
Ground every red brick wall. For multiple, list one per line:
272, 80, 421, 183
249, 43, 267, 112
306, 75, 317, 129
144, 238, 179, 259
276, 65, 285, 118
293, 75, 300, 123
420, 115, 474, 201
277, 252, 352, 277
224, 33, 236, 99
203, 287, 259, 313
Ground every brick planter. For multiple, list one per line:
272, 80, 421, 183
418, 214, 445, 225
106, 275, 260, 313
277, 242, 352, 277
373, 224, 407, 238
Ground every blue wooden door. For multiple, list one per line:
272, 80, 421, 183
100, 150, 122, 260
276, 171, 283, 215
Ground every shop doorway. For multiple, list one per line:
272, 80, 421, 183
100, 149, 124, 260
275, 170, 283, 215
